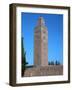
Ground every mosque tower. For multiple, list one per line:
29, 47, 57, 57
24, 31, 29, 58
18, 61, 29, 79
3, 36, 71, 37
34, 17, 48, 66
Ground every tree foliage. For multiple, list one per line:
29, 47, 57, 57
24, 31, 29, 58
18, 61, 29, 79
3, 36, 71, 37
22, 37, 28, 76
55, 60, 60, 65
48, 60, 60, 65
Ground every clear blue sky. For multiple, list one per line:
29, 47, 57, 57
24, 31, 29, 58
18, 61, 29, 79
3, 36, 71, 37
21, 12, 63, 65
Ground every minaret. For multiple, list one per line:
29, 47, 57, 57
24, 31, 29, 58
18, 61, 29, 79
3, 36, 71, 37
34, 17, 48, 66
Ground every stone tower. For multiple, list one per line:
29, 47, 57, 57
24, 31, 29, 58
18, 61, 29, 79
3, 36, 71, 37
34, 17, 48, 67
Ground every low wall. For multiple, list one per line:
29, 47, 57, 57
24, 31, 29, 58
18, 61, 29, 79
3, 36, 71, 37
23, 65, 63, 77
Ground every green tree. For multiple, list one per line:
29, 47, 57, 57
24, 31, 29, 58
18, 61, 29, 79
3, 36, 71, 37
55, 60, 60, 65
21, 37, 28, 76
48, 61, 54, 65
48, 61, 51, 65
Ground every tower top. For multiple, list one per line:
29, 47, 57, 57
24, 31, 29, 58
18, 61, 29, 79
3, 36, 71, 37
37, 17, 45, 26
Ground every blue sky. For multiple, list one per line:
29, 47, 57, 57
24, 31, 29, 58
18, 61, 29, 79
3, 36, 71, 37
21, 12, 63, 65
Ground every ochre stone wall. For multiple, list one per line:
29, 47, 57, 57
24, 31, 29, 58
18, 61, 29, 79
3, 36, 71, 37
23, 65, 63, 77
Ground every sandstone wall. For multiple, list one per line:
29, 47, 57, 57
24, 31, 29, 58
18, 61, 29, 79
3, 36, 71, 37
23, 65, 63, 77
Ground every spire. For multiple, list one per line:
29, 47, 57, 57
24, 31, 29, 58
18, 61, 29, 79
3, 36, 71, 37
37, 17, 45, 26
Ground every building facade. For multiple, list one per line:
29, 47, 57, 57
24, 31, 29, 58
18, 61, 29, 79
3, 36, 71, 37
34, 17, 48, 66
